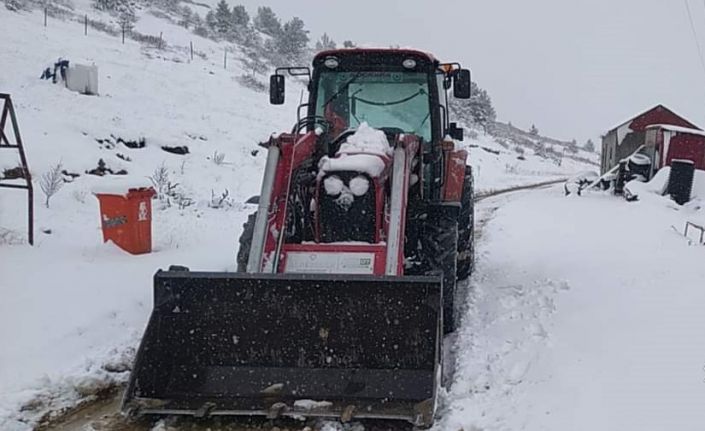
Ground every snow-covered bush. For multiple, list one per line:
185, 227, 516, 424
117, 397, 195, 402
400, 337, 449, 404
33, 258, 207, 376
40, 162, 64, 208
236, 74, 266, 92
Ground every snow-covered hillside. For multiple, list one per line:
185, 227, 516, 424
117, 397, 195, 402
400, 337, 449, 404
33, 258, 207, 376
0, 3, 597, 430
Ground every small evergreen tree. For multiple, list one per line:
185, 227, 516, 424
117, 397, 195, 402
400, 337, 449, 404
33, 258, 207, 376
315, 33, 336, 51
205, 10, 217, 32
231, 5, 249, 26
342, 40, 356, 48
275, 16, 309, 63
254, 6, 281, 36
193, 13, 208, 37
179, 5, 193, 28
449, 81, 496, 131
584, 139, 595, 152
214, 0, 231, 36
530, 124, 539, 135
230, 5, 250, 42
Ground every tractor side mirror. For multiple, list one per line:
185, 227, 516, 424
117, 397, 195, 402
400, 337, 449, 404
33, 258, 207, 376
449, 122, 464, 141
453, 69, 471, 99
270, 74, 285, 105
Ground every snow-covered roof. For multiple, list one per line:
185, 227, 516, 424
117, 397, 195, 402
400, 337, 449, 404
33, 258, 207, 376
606, 105, 697, 134
646, 124, 705, 137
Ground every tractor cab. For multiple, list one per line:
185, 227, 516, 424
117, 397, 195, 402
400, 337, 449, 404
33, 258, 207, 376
270, 49, 471, 219
271, 48, 470, 146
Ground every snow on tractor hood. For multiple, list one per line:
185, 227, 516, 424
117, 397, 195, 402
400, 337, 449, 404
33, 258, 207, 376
318, 123, 393, 178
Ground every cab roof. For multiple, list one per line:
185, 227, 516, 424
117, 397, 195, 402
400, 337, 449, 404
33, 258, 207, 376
313, 48, 438, 64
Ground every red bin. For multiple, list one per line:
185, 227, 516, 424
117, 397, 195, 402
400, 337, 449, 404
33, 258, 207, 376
95, 187, 156, 254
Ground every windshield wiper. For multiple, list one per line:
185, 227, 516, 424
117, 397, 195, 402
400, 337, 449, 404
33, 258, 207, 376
322, 72, 363, 111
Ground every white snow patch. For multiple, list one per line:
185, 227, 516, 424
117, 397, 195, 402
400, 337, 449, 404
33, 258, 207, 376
337, 122, 392, 157
89, 177, 153, 196
323, 176, 344, 196
318, 154, 387, 178
293, 399, 333, 410
348, 176, 369, 196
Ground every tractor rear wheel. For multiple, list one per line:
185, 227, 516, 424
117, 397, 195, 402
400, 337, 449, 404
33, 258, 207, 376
236, 211, 256, 272
457, 165, 475, 280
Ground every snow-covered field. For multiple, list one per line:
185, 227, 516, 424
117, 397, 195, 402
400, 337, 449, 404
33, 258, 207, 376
0, 4, 602, 430
440, 185, 705, 430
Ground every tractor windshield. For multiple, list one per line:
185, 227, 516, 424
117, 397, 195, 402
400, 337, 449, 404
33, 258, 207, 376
315, 71, 432, 142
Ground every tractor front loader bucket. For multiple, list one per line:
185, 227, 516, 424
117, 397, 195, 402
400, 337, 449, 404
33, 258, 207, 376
123, 270, 443, 427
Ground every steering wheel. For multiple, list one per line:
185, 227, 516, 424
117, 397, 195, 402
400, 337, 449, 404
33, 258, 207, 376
291, 116, 332, 135
328, 127, 405, 155
378, 127, 406, 140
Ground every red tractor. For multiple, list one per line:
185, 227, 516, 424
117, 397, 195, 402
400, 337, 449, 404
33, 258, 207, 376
124, 48, 474, 428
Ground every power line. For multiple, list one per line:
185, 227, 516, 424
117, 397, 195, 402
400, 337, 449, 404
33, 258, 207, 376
684, 0, 705, 78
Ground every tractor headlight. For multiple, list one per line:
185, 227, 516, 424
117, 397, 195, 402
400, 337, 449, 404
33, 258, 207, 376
324, 57, 339, 69
402, 58, 417, 69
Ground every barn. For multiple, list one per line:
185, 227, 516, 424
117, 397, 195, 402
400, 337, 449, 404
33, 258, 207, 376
601, 105, 700, 174
644, 124, 705, 173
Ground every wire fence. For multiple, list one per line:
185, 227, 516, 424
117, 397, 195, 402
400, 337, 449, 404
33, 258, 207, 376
39, 6, 235, 68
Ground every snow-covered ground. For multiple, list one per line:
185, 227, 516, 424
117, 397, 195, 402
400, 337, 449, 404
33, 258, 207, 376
440, 184, 705, 431
0, 4, 598, 430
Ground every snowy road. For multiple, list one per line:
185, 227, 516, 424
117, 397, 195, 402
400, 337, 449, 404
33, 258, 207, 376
35, 184, 546, 431
22, 181, 705, 431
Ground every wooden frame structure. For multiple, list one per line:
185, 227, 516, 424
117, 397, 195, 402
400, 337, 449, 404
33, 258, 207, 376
0, 93, 34, 245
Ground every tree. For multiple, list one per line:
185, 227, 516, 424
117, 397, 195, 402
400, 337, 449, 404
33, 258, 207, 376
342, 40, 356, 48
254, 6, 281, 36
584, 139, 595, 152
193, 13, 208, 37
315, 33, 336, 51
241, 47, 267, 77
40, 163, 64, 208
230, 5, 250, 42
239, 23, 262, 48
274, 17, 309, 63
449, 81, 496, 131
231, 5, 249, 27
179, 5, 193, 28
205, 10, 217, 32
530, 124, 539, 135
213, 0, 231, 36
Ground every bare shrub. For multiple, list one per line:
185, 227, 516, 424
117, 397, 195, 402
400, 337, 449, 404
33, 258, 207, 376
209, 189, 232, 209
40, 163, 64, 208
149, 163, 193, 209
211, 150, 226, 165
72, 189, 88, 204
149, 163, 170, 197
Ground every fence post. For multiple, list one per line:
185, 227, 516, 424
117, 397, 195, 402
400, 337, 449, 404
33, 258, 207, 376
224, 49, 227, 69
44, 7, 47, 26
159, 31, 163, 49
190, 41, 193, 61
122, 24, 125, 44
84, 15, 87, 35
